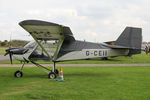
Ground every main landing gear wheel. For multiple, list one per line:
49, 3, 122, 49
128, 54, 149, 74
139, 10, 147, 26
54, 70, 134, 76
48, 72, 57, 79
14, 71, 23, 78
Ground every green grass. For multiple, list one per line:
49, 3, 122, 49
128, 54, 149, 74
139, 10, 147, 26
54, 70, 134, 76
0, 47, 7, 55
0, 66, 150, 100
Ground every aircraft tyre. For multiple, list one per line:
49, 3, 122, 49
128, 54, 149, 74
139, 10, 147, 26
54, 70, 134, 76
102, 57, 108, 60
14, 71, 23, 78
48, 72, 57, 79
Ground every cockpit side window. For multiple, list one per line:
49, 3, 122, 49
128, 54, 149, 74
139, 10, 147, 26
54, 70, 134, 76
28, 40, 59, 61
41, 40, 58, 57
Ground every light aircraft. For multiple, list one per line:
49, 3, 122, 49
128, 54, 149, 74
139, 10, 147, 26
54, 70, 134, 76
5, 20, 142, 79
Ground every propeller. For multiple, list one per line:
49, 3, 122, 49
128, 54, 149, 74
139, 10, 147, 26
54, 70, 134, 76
4, 48, 13, 64
9, 51, 13, 64
4, 33, 13, 64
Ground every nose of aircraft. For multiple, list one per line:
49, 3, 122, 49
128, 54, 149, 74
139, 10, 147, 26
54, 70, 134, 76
4, 47, 29, 64
5, 47, 29, 55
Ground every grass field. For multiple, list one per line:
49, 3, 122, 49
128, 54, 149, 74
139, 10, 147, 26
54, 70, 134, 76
0, 66, 150, 100
0, 47, 7, 55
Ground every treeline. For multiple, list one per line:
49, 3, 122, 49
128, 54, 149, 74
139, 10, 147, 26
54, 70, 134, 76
143, 42, 150, 44
0, 40, 29, 47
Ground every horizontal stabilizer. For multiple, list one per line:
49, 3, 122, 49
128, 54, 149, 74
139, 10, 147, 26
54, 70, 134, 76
102, 43, 130, 49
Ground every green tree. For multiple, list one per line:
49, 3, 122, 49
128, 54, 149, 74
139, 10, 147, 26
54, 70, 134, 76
1, 40, 8, 47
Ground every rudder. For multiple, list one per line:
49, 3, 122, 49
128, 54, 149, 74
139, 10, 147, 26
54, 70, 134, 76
115, 27, 142, 54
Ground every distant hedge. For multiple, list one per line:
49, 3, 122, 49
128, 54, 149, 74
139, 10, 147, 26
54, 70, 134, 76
0, 40, 29, 47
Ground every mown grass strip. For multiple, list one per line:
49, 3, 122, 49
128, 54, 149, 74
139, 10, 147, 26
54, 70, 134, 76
0, 66, 150, 100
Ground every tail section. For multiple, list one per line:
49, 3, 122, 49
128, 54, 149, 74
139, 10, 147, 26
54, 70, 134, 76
115, 27, 142, 54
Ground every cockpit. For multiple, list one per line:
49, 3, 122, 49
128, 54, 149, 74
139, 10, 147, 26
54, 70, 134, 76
25, 40, 59, 61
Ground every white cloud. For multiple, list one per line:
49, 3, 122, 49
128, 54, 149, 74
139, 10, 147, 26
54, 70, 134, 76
26, 10, 42, 15
0, 0, 150, 42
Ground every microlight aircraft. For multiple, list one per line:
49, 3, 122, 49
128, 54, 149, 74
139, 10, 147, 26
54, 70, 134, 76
5, 20, 142, 79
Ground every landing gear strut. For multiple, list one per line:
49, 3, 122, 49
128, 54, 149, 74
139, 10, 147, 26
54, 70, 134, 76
31, 61, 58, 79
14, 61, 59, 79
54, 69, 59, 74
48, 62, 58, 79
14, 62, 25, 78
52, 62, 59, 74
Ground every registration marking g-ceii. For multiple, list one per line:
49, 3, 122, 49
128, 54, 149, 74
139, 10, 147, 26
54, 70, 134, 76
84, 49, 108, 57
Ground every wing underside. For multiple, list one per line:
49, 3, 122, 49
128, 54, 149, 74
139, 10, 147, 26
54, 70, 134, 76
19, 20, 74, 61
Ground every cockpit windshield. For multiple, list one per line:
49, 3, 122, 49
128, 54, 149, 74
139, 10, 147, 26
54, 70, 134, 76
27, 40, 59, 61
24, 41, 37, 49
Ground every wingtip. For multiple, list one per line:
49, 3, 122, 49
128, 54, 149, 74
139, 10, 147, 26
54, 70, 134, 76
19, 19, 60, 26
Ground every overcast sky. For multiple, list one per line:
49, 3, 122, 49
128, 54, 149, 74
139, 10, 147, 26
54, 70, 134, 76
0, 0, 149, 42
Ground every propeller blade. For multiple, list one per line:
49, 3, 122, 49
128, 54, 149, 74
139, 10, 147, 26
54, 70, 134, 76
9, 33, 12, 48
9, 53, 13, 64
4, 52, 9, 56
8, 33, 12, 49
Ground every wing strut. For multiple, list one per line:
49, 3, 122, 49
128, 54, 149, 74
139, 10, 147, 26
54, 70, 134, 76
53, 27, 64, 61
30, 33, 52, 60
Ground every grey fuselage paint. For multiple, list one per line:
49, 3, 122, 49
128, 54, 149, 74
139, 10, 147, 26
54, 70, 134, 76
56, 40, 129, 61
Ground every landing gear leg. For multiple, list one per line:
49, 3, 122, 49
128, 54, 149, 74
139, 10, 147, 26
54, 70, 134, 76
53, 62, 59, 74
14, 62, 25, 78
30, 61, 57, 79
48, 62, 58, 79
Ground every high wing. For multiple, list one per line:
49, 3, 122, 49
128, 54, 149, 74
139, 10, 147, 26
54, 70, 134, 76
19, 20, 75, 61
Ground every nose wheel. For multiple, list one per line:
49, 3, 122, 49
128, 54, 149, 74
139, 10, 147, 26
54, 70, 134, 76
14, 62, 25, 78
14, 71, 23, 78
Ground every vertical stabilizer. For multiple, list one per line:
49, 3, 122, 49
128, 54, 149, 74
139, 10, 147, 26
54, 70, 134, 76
115, 27, 142, 54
